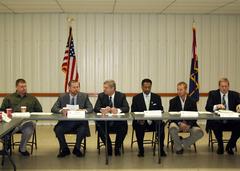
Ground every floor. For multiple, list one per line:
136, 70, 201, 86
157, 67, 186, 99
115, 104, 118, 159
1, 124, 240, 171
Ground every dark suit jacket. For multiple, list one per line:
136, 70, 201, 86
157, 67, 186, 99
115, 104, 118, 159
205, 89, 240, 112
131, 92, 164, 128
205, 89, 240, 132
51, 92, 93, 136
94, 91, 129, 113
131, 92, 164, 112
169, 96, 198, 127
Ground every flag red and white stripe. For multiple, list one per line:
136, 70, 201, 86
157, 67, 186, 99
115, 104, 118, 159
62, 27, 79, 92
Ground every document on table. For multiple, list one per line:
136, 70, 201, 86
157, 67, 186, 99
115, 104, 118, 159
66, 104, 79, 111
67, 111, 86, 118
144, 110, 162, 117
180, 111, 199, 117
198, 111, 213, 115
169, 112, 180, 115
216, 110, 240, 118
12, 112, 31, 118
134, 112, 144, 115
97, 113, 125, 116
31, 112, 53, 115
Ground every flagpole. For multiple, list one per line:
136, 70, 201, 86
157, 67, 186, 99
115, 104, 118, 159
64, 17, 74, 92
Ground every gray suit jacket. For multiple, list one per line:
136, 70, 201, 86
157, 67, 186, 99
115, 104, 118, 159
51, 92, 93, 136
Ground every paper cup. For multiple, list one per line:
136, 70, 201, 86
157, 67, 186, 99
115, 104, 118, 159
21, 106, 27, 112
0, 111, 2, 122
6, 108, 12, 118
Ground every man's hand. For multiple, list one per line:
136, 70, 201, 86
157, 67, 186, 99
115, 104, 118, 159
100, 106, 111, 115
62, 108, 69, 116
111, 107, 118, 114
236, 104, 240, 113
179, 122, 190, 132
216, 104, 225, 110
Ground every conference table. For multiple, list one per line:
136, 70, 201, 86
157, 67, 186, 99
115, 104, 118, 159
1, 111, 240, 170
29, 113, 133, 165
0, 118, 24, 171
28, 111, 240, 164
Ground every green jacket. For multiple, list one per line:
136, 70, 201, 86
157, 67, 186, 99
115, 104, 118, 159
1, 92, 43, 112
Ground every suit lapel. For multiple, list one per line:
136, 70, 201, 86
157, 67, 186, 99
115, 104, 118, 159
177, 96, 183, 111
113, 92, 118, 107
183, 96, 190, 110
141, 93, 147, 110
228, 91, 232, 110
63, 94, 70, 106
77, 93, 82, 106
216, 90, 222, 104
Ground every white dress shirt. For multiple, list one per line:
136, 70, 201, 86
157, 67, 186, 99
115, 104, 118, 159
213, 91, 229, 111
109, 93, 122, 114
179, 95, 187, 110
143, 92, 152, 125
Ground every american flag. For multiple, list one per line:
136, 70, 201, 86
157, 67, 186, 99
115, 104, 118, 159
62, 27, 79, 92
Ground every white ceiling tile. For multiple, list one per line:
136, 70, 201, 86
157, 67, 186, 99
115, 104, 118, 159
0, 0, 239, 14
163, 0, 237, 14
0, 0, 62, 13
115, 0, 174, 13
212, 0, 240, 14
58, 0, 114, 13
0, 3, 12, 12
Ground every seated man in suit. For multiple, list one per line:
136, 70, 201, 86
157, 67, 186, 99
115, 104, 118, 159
205, 78, 240, 155
51, 80, 93, 158
1, 78, 42, 156
169, 82, 203, 154
94, 80, 129, 156
131, 78, 166, 157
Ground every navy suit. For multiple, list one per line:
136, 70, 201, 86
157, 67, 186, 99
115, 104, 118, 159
51, 92, 93, 151
205, 89, 240, 148
94, 91, 129, 153
131, 93, 165, 154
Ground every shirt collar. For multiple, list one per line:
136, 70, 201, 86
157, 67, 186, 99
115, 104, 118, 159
220, 91, 228, 97
143, 92, 151, 98
15, 92, 27, 98
179, 95, 187, 103
109, 93, 115, 99
69, 93, 77, 99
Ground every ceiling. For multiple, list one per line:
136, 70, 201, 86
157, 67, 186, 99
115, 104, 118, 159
0, 0, 239, 14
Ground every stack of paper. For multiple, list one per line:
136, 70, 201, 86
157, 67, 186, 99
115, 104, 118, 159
67, 111, 85, 118
144, 110, 162, 117
66, 104, 79, 111
169, 112, 180, 115
180, 111, 198, 118
198, 111, 213, 115
133, 112, 144, 115
97, 113, 125, 116
12, 112, 31, 118
31, 112, 53, 115
216, 110, 240, 118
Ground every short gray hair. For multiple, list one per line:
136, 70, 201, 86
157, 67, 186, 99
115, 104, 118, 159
104, 80, 116, 90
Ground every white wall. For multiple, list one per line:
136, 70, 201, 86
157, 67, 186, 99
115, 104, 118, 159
0, 13, 239, 112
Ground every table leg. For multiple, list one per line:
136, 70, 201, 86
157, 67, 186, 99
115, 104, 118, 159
105, 121, 108, 165
158, 120, 161, 164
1, 135, 16, 171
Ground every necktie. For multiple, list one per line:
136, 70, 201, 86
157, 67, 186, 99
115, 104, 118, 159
71, 97, 75, 105
109, 96, 113, 107
181, 97, 185, 110
222, 94, 226, 109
